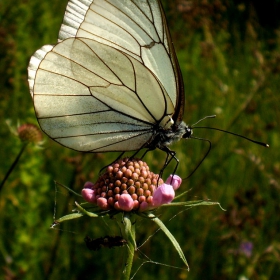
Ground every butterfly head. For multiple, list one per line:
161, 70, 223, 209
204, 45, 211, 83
182, 127, 193, 139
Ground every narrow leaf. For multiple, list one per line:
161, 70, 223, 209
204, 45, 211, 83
54, 212, 84, 224
75, 201, 99, 217
147, 212, 189, 270
160, 200, 225, 210
55, 181, 82, 197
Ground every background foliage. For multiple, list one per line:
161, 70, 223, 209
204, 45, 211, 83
0, 0, 279, 279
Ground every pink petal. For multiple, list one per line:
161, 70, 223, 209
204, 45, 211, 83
114, 201, 121, 211
83, 181, 95, 189
97, 197, 109, 210
82, 188, 96, 203
133, 200, 140, 210
153, 184, 175, 206
118, 194, 134, 211
139, 201, 149, 212
165, 175, 182, 190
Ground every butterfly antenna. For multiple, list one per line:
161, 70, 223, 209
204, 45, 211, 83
191, 115, 216, 127
191, 115, 269, 147
193, 126, 269, 147
183, 115, 269, 180
183, 136, 212, 180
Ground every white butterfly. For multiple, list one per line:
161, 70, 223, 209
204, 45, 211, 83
28, 0, 190, 154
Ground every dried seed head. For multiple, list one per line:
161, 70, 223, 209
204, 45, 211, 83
17, 124, 43, 143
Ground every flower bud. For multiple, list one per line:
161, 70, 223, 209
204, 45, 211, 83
82, 188, 96, 203
165, 175, 182, 190
84, 181, 94, 189
118, 194, 134, 211
153, 184, 175, 206
97, 197, 109, 210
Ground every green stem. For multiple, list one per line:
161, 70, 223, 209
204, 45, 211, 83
121, 213, 136, 280
0, 143, 28, 192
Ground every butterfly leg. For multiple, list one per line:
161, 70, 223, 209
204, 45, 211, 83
129, 148, 148, 160
158, 146, 179, 184
98, 152, 126, 176
139, 147, 156, 160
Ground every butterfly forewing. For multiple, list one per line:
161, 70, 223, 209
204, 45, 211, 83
157, 2, 185, 123
28, 0, 184, 152
59, 0, 179, 106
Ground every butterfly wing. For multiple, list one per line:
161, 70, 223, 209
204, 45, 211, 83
156, 2, 185, 123
28, 0, 184, 152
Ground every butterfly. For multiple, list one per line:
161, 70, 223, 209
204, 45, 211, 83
28, 0, 191, 163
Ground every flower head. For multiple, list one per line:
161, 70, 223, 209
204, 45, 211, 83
239, 241, 253, 258
81, 158, 182, 212
17, 123, 43, 144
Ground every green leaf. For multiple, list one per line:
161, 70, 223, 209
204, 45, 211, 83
146, 212, 189, 270
160, 200, 226, 210
55, 181, 83, 197
53, 212, 84, 224
74, 201, 99, 217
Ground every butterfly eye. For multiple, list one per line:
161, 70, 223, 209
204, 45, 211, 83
183, 128, 192, 139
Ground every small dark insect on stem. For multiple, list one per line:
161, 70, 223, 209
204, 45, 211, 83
84, 236, 127, 251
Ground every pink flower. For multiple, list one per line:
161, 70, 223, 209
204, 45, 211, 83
153, 184, 175, 207
83, 181, 95, 189
118, 194, 134, 211
139, 201, 149, 212
82, 188, 96, 203
165, 175, 182, 190
97, 197, 109, 210
80, 159, 182, 212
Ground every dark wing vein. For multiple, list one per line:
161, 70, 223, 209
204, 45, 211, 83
88, 130, 154, 152
55, 126, 153, 140
37, 109, 111, 119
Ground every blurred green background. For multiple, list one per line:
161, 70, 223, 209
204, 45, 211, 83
0, 0, 279, 279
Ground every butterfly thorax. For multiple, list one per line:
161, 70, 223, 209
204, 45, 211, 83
149, 121, 192, 149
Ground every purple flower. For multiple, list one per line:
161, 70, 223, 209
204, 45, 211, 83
83, 181, 94, 189
239, 241, 253, 258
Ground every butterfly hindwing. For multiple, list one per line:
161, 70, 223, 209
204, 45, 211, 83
31, 37, 174, 152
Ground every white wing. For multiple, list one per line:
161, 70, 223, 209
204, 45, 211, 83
58, 0, 178, 107
28, 0, 180, 152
